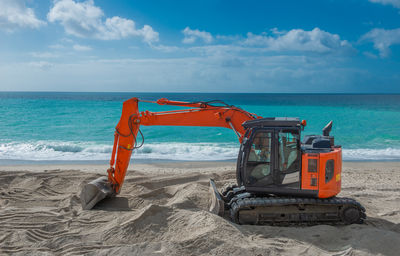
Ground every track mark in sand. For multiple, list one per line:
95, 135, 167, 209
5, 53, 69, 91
1, 222, 81, 246
25, 229, 79, 243
53, 243, 115, 256
31, 186, 63, 197
0, 246, 49, 254
36, 183, 64, 196
0, 212, 66, 231
0, 211, 58, 220
0, 217, 99, 231
0, 232, 10, 244
0, 189, 31, 200
71, 218, 109, 226
264, 238, 295, 250
2, 183, 64, 203
0, 211, 70, 230
0, 221, 53, 230
35, 188, 61, 197
377, 188, 400, 192
26, 229, 48, 243
31, 229, 54, 241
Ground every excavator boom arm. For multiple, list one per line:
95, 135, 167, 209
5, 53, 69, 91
108, 98, 259, 194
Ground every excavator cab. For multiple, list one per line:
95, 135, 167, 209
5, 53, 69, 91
237, 117, 302, 195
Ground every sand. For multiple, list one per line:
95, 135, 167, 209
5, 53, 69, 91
0, 161, 399, 256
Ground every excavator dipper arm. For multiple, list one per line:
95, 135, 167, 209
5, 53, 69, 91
80, 97, 259, 209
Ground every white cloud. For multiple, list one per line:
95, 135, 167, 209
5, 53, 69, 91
1, 55, 374, 92
361, 28, 400, 57
49, 44, 65, 49
188, 45, 251, 56
150, 44, 180, 52
0, 0, 45, 31
363, 51, 379, 59
61, 37, 74, 43
30, 52, 59, 58
182, 27, 213, 44
28, 61, 54, 70
270, 27, 286, 36
369, 0, 400, 9
243, 28, 354, 54
73, 44, 92, 51
47, 0, 159, 43
151, 28, 354, 58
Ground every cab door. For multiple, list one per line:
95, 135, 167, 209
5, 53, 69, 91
243, 129, 275, 187
275, 129, 301, 188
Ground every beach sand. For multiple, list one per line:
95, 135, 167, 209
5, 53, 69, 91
0, 161, 399, 255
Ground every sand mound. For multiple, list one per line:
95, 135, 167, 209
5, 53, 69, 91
0, 162, 399, 255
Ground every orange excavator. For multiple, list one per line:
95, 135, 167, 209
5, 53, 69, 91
80, 97, 366, 225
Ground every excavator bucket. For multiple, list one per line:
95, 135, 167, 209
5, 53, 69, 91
80, 177, 115, 210
208, 179, 225, 216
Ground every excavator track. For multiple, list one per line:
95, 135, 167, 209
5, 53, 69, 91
229, 196, 366, 226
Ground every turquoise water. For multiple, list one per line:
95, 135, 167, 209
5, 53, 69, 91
1, 92, 400, 162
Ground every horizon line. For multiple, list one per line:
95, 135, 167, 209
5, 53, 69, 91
1, 91, 400, 95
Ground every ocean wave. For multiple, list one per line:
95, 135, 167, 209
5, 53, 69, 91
0, 141, 238, 161
1, 141, 400, 161
0, 141, 112, 161
134, 143, 238, 160
342, 148, 400, 161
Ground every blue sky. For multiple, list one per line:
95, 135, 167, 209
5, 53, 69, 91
0, 0, 400, 92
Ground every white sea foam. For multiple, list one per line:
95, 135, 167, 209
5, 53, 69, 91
0, 141, 238, 161
1, 141, 400, 161
0, 141, 113, 161
342, 148, 400, 161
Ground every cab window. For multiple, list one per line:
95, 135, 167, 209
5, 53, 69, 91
246, 131, 272, 184
278, 132, 299, 173
248, 132, 271, 162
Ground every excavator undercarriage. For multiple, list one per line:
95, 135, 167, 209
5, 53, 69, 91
209, 180, 366, 225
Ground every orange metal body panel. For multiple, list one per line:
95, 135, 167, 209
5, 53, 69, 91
301, 153, 319, 191
301, 148, 342, 198
317, 148, 342, 198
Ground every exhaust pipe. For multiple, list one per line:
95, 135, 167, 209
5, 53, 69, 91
80, 177, 115, 210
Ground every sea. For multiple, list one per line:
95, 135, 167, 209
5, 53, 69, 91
1, 92, 400, 164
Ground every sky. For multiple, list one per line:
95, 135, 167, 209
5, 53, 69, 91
0, 0, 400, 93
